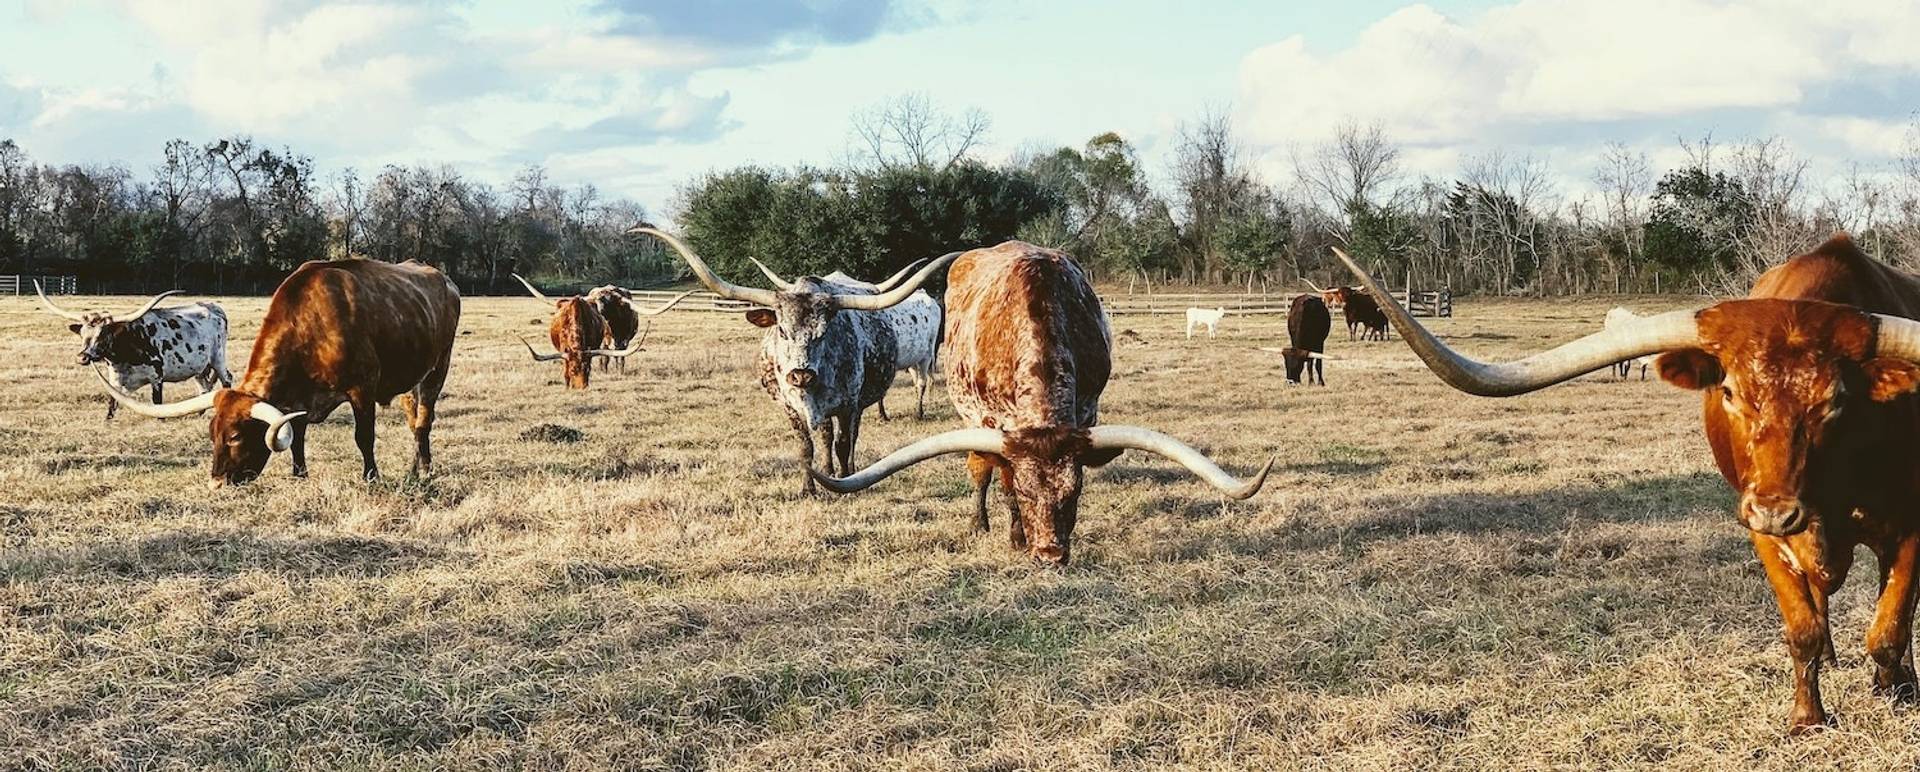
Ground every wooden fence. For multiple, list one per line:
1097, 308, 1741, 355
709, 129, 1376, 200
0, 275, 77, 295
1104, 288, 1452, 317
628, 287, 1454, 317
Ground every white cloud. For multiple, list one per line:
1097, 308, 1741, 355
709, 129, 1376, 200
1236, 0, 1920, 187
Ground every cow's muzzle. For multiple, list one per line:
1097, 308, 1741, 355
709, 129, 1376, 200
786, 368, 817, 389
1031, 543, 1069, 566
1742, 494, 1809, 536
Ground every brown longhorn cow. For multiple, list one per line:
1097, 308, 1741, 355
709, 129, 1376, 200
98, 259, 461, 486
810, 241, 1272, 565
1333, 235, 1920, 733
513, 274, 690, 389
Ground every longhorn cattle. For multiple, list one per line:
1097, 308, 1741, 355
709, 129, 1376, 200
1334, 236, 1920, 733
512, 274, 690, 389
98, 259, 461, 486
1325, 286, 1389, 341
1278, 293, 1332, 385
36, 284, 233, 419
631, 227, 953, 494
809, 241, 1272, 565
822, 264, 942, 420
586, 285, 639, 372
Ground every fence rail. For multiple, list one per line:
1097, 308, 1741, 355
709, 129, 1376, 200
0, 275, 77, 295
627, 287, 1454, 317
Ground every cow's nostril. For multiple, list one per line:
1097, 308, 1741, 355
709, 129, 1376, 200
787, 369, 816, 388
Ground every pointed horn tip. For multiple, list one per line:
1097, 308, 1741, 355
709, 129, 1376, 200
1231, 457, 1276, 500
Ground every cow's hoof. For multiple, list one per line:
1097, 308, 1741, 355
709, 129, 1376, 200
1873, 672, 1920, 704
1786, 710, 1832, 736
290, 468, 308, 479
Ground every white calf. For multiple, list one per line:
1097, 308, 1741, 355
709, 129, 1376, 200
1186, 306, 1226, 339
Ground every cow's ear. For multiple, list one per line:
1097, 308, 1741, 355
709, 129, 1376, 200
68, 323, 82, 334
1863, 358, 1920, 402
1080, 448, 1124, 468
745, 309, 777, 328
1656, 349, 1722, 390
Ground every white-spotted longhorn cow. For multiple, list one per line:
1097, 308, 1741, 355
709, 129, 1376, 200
631, 226, 954, 494
36, 283, 232, 419
820, 264, 942, 420
810, 241, 1273, 565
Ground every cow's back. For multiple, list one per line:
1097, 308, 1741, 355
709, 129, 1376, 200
941, 241, 1108, 430
247, 259, 460, 398
1751, 234, 1920, 319
1288, 294, 1331, 352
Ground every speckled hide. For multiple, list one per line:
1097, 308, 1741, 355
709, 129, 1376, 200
823, 270, 941, 418
752, 277, 900, 488
942, 242, 1109, 433
69, 302, 233, 418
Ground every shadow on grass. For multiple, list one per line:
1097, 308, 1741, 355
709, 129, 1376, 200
1150, 471, 1733, 560
1, 530, 446, 580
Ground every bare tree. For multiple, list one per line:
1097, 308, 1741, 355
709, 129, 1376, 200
1593, 141, 1651, 289
850, 93, 990, 172
1293, 121, 1402, 240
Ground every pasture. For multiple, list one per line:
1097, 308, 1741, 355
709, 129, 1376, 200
2, 292, 1916, 769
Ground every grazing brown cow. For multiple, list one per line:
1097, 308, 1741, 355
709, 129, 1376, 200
1280, 292, 1332, 385
513, 274, 690, 389
1327, 286, 1389, 341
1333, 235, 1920, 733
98, 259, 461, 486
811, 241, 1272, 565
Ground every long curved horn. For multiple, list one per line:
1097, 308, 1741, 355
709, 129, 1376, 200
1086, 426, 1271, 499
511, 273, 552, 303
1303, 277, 1327, 293
95, 367, 216, 418
628, 226, 779, 307
1873, 315, 1920, 362
248, 402, 307, 453
1331, 247, 1701, 396
585, 344, 641, 357
634, 289, 696, 316
123, 290, 183, 320
871, 257, 932, 293
809, 427, 1005, 493
34, 281, 85, 321
746, 257, 797, 291
829, 251, 961, 311
519, 336, 563, 362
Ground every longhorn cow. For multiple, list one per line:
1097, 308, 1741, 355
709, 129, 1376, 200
1334, 236, 1920, 733
98, 259, 461, 487
820, 263, 942, 420
630, 227, 954, 494
37, 284, 232, 419
810, 241, 1272, 565
512, 274, 689, 389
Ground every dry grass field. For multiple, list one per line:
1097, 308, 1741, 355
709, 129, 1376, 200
4, 290, 1920, 769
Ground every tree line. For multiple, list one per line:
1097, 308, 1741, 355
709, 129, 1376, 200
10, 96, 1920, 296
0, 138, 671, 294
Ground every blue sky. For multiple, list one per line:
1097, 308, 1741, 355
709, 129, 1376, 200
4, 0, 1918, 217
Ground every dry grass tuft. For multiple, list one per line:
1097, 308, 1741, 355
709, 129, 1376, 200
2, 293, 1917, 769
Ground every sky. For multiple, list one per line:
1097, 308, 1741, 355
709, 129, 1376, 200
4, 0, 1920, 219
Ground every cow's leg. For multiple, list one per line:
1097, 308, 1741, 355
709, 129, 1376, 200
289, 418, 310, 478
1869, 535, 1920, 701
104, 393, 118, 420
1314, 357, 1325, 386
348, 390, 380, 482
1754, 534, 1834, 733
999, 458, 1026, 551
150, 382, 164, 405
788, 411, 817, 495
914, 366, 929, 419
407, 353, 452, 479
836, 411, 861, 476
877, 396, 891, 422
967, 452, 994, 533
815, 419, 837, 474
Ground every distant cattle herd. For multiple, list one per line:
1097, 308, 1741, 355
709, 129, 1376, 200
28, 229, 1920, 733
